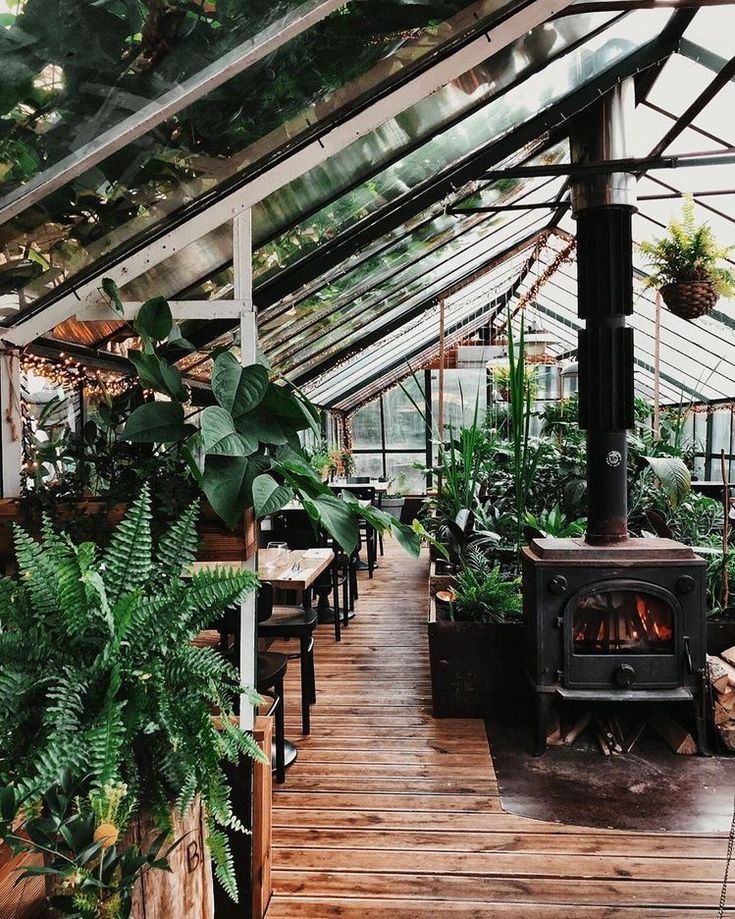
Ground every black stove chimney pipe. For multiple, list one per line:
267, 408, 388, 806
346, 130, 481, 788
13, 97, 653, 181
570, 80, 637, 545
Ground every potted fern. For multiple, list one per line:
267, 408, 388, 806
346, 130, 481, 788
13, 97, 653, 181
638, 195, 735, 319
0, 487, 265, 918
428, 549, 525, 718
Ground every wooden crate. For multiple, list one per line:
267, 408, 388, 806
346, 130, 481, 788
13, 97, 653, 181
129, 798, 214, 919
252, 716, 273, 919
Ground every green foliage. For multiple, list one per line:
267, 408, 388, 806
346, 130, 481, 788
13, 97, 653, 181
638, 195, 735, 296
0, 488, 263, 906
119, 287, 419, 556
525, 504, 585, 538
1, 773, 171, 919
505, 309, 548, 551
0, 1, 470, 297
450, 550, 522, 624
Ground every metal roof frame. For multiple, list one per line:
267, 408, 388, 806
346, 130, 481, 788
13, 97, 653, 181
1, 0, 566, 348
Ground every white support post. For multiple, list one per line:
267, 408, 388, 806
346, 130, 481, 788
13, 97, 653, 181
0, 348, 22, 497
234, 210, 258, 732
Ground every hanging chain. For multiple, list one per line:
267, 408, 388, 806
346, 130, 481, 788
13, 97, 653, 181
719, 790, 735, 919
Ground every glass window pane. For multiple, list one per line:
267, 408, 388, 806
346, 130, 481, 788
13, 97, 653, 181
352, 452, 384, 481
431, 369, 487, 436
385, 452, 426, 495
382, 378, 426, 450
351, 400, 382, 450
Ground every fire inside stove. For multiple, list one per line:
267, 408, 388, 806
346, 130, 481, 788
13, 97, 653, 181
572, 589, 674, 655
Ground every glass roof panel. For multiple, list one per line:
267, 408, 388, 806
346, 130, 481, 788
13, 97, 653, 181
259, 172, 566, 359
3, 6, 668, 312
277, 209, 551, 378
682, 6, 735, 61
0, 0, 313, 198
307, 245, 531, 403
0, 0, 535, 303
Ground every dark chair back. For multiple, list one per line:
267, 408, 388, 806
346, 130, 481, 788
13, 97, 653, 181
257, 582, 274, 624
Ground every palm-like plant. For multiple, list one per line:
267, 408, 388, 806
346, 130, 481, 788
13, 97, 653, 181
0, 486, 263, 907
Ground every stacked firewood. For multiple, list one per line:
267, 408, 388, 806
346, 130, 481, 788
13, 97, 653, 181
708, 647, 735, 752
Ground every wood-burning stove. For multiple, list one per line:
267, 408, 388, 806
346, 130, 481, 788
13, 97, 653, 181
523, 537, 708, 754
521, 80, 709, 753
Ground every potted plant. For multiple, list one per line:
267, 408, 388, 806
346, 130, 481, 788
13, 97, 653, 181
103, 283, 420, 559
0, 487, 265, 917
428, 549, 525, 718
638, 195, 735, 320
382, 470, 411, 518
490, 363, 538, 403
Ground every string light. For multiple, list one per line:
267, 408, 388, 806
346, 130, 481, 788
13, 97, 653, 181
21, 353, 138, 398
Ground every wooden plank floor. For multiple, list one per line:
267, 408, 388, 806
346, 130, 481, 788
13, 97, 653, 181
267, 541, 733, 918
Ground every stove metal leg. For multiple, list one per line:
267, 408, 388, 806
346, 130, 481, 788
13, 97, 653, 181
535, 693, 552, 756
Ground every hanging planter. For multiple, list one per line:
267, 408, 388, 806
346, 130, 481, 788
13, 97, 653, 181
659, 280, 719, 320
638, 195, 735, 322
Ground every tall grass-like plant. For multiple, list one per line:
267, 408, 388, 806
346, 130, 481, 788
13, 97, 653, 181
506, 307, 547, 551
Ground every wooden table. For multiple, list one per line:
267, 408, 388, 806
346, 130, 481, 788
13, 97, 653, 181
258, 548, 334, 591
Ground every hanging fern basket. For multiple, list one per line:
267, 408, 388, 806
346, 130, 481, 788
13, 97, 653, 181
659, 280, 719, 320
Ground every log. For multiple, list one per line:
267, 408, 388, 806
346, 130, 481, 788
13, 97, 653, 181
592, 715, 622, 755
708, 654, 735, 693
719, 724, 735, 752
721, 645, 735, 667
562, 711, 591, 745
714, 701, 733, 727
252, 716, 273, 919
650, 712, 697, 755
546, 708, 563, 746
718, 690, 735, 713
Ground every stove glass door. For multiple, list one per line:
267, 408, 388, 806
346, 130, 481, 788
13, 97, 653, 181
572, 589, 674, 655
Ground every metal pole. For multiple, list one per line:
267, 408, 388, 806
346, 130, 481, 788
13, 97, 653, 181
438, 298, 446, 444
571, 78, 637, 544
653, 291, 662, 440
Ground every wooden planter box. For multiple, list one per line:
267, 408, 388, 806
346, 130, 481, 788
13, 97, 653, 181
0, 499, 256, 565
428, 559, 454, 598
128, 799, 214, 919
428, 595, 526, 719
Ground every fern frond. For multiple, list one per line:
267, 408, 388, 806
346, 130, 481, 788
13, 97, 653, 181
182, 568, 258, 632
155, 501, 200, 584
207, 826, 238, 903
101, 487, 152, 605
85, 701, 126, 790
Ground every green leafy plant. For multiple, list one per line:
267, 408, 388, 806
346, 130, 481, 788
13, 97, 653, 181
0, 487, 265, 906
1, 772, 173, 919
450, 550, 522, 624
114, 284, 419, 557
525, 504, 586, 538
505, 309, 548, 551
638, 195, 735, 296
491, 363, 539, 401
